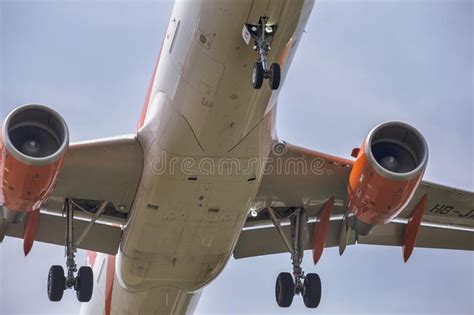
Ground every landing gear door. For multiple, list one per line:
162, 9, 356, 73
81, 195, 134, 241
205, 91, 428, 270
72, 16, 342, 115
266, 0, 285, 25
247, 0, 285, 25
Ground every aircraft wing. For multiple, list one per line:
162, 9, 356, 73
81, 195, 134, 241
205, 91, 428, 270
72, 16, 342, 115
1, 134, 143, 255
234, 141, 474, 259
250, 142, 353, 217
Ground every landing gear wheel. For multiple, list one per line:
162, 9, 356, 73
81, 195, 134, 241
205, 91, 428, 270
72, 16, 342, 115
76, 266, 94, 302
302, 273, 322, 308
47, 265, 66, 302
269, 63, 281, 90
275, 272, 295, 307
252, 62, 264, 89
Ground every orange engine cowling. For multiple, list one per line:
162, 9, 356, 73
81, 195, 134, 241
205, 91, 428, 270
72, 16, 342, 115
0, 104, 69, 222
348, 122, 428, 233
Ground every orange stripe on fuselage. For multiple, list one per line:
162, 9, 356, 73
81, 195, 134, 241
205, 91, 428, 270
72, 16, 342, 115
86, 251, 97, 267
105, 255, 116, 315
137, 40, 165, 130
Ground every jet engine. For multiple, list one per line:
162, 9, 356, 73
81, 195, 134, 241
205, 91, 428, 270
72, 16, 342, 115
347, 121, 428, 234
0, 104, 69, 222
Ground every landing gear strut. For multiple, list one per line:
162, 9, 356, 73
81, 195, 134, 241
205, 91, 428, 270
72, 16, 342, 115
245, 17, 281, 90
268, 207, 322, 308
47, 199, 93, 302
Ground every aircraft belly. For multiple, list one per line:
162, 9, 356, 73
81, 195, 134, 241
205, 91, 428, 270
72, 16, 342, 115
119, 151, 260, 291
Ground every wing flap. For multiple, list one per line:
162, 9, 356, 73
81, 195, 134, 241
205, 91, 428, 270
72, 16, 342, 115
234, 220, 356, 259
234, 219, 473, 259
358, 222, 474, 251
1, 208, 122, 255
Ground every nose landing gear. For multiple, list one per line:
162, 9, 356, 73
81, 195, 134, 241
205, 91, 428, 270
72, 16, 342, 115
47, 199, 94, 302
244, 17, 281, 90
268, 207, 322, 308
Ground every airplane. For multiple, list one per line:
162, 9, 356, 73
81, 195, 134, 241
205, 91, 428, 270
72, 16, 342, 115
1, 0, 473, 314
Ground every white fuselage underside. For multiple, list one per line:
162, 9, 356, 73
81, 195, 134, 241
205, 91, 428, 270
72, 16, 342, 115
81, 0, 314, 314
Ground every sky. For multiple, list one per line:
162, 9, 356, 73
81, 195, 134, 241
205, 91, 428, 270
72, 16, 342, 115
0, 0, 473, 314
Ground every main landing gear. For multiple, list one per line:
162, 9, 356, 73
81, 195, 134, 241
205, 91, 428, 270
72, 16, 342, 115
268, 207, 322, 308
47, 199, 93, 302
245, 17, 281, 90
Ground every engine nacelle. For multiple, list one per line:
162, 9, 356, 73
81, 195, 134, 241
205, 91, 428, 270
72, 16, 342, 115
348, 122, 428, 230
0, 104, 69, 222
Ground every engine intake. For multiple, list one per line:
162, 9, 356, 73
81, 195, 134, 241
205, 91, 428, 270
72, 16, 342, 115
4, 104, 69, 165
367, 122, 428, 179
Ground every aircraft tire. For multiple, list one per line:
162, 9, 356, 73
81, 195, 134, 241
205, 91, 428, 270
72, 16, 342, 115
302, 273, 322, 308
252, 62, 264, 89
275, 272, 294, 307
47, 265, 65, 302
76, 266, 94, 302
269, 63, 281, 90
